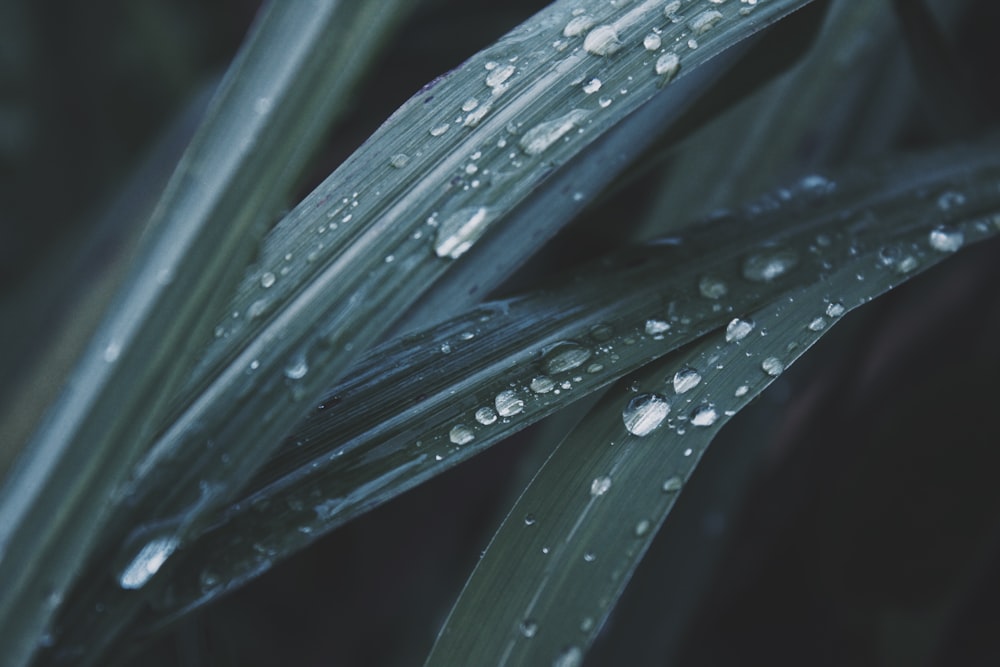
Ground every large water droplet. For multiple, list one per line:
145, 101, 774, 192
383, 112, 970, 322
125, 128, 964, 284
725, 317, 755, 342
119, 536, 179, 589
698, 274, 728, 299
643, 33, 662, 51
622, 393, 670, 436
541, 341, 592, 374
582, 78, 602, 94
690, 403, 718, 427
761, 357, 784, 377
654, 52, 680, 80
929, 225, 964, 252
583, 25, 622, 56
475, 406, 498, 425
449, 424, 475, 445
590, 475, 612, 496
673, 367, 702, 394
520, 109, 589, 156
530, 375, 555, 393
563, 15, 595, 38
742, 247, 799, 282
495, 389, 525, 417
434, 206, 492, 259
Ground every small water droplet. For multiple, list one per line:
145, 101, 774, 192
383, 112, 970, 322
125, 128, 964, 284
645, 319, 671, 335
440, 342, 452, 354
673, 367, 702, 394
690, 403, 718, 427
563, 15, 595, 37
742, 247, 799, 282
698, 274, 728, 299
895, 255, 919, 274
807, 317, 827, 332
429, 123, 450, 137
553, 645, 583, 667
449, 424, 475, 445
541, 341, 593, 374
583, 551, 596, 562
826, 301, 846, 317
486, 63, 516, 90
524, 513, 537, 526
284, 353, 308, 380
520, 109, 589, 155
937, 190, 966, 211
260, 271, 276, 288
622, 393, 670, 436
582, 78, 602, 94
103, 340, 122, 363
761, 357, 784, 376
495, 389, 525, 417
589, 476, 613, 498
634, 519, 651, 537
654, 52, 680, 80
929, 225, 964, 252
475, 406, 498, 425
583, 25, 622, 56
389, 153, 409, 168
520, 619, 539, 638
643, 33, 662, 50
434, 206, 492, 259
530, 375, 556, 393
734, 384, 749, 397
690, 9, 724, 34
725, 317, 755, 342
598, 95, 613, 108
586, 362, 604, 374
662, 476, 683, 492
119, 536, 179, 589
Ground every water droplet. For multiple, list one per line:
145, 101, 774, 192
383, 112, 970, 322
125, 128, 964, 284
586, 362, 604, 374
103, 340, 122, 363
475, 406, 498, 425
260, 271, 276, 289
520, 109, 589, 155
725, 317, 755, 342
429, 123, 450, 137
654, 52, 680, 80
742, 247, 799, 282
524, 513, 537, 526
563, 15, 595, 37
690, 9, 724, 34
800, 174, 835, 194
199, 568, 221, 594
530, 375, 556, 394
643, 33, 662, 50
449, 424, 475, 445
622, 393, 670, 436
663, 1, 682, 18
672, 367, 702, 394
284, 353, 308, 380
761, 357, 784, 376
929, 225, 964, 252
461, 97, 479, 112
690, 403, 718, 427
389, 153, 409, 168
553, 645, 584, 667
495, 389, 525, 417
662, 476, 683, 492
440, 342, 452, 354
119, 536, 179, 589
582, 78, 602, 94
486, 63, 516, 90
734, 384, 749, 397
895, 255, 919, 274
589, 323, 614, 341
598, 95, 613, 108
634, 519, 651, 536
520, 619, 539, 638
583, 551, 596, 562
698, 274, 728, 299
541, 341, 592, 374
590, 475, 612, 496
583, 25, 621, 56
826, 301, 845, 317
434, 206, 492, 259
645, 318, 671, 335
937, 190, 966, 211
807, 317, 827, 332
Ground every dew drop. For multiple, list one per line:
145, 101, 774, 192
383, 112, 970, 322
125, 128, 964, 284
826, 301, 846, 317
690, 9, 724, 34
260, 271, 276, 288
590, 475, 612, 496
283, 353, 309, 380
563, 15, 595, 38
434, 206, 492, 259
582, 78, 602, 94
663, 1, 682, 18
742, 247, 799, 282
643, 33, 662, 51
807, 317, 827, 332
690, 403, 718, 427
589, 323, 614, 341
698, 274, 728, 299
645, 318, 671, 335
654, 52, 680, 80
929, 225, 964, 252
520, 619, 539, 638
485, 63, 516, 90
583, 25, 622, 56
524, 513, 537, 526
429, 123, 449, 137
103, 340, 122, 364
119, 536, 179, 589
634, 519, 651, 537
553, 646, 583, 667
598, 95, 613, 108
475, 406, 498, 425
622, 393, 670, 436
541, 341, 592, 374
761, 357, 784, 377
583, 551, 596, 562
662, 476, 683, 493
495, 389, 525, 417
530, 375, 556, 393
520, 109, 589, 156
449, 424, 475, 445
725, 317, 755, 342
389, 153, 409, 168
937, 190, 966, 211
734, 384, 749, 397
673, 367, 702, 394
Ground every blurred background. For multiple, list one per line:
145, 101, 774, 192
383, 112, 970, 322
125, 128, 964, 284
2, 0, 1000, 665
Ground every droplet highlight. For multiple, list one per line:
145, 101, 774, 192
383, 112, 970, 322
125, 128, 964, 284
622, 393, 670, 436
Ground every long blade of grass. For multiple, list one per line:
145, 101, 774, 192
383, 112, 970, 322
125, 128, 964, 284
0, 2, 410, 664
104, 141, 1000, 644
425, 152, 1000, 665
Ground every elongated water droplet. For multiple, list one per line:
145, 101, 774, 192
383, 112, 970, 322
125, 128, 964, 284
530, 375, 555, 393
541, 341, 592, 374
520, 109, 589, 156
691, 403, 718, 426
563, 15, 595, 37
654, 52, 680, 80
725, 317, 755, 342
734, 384, 749, 397
826, 301, 845, 317
634, 519, 651, 537
742, 247, 799, 282
119, 536, 179, 589
662, 476, 683, 493
929, 225, 964, 252
690, 9, 724, 34
475, 406, 498, 425
434, 206, 491, 259
583, 25, 621, 56
449, 424, 475, 445
698, 274, 728, 299
495, 389, 525, 417
429, 123, 449, 137
761, 357, 784, 376
622, 393, 670, 436
590, 475, 612, 496
807, 317, 827, 332
673, 367, 702, 394
486, 64, 516, 90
